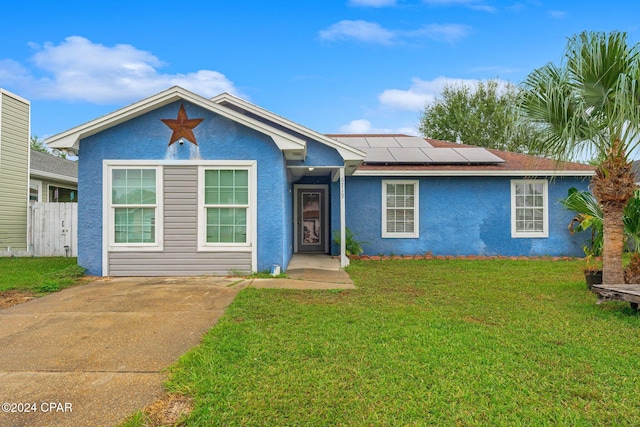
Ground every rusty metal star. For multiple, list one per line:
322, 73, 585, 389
161, 104, 204, 146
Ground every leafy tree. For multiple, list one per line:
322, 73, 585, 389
520, 31, 640, 284
418, 79, 545, 154
30, 135, 48, 153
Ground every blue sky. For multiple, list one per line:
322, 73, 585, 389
1, 0, 639, 140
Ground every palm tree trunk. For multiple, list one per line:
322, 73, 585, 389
601, 203, 626, 284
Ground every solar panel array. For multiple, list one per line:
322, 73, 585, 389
335, 136, 505, 164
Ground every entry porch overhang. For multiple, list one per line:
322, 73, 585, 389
288, 165, 350, 268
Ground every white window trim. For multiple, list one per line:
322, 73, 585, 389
103, 163, 164, 252
30, 179, 42, 202
510, 179, 549, 238
197, 162, 257, 252
382, 179, 419, 238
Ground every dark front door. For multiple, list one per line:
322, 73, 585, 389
297, 188, 326, 253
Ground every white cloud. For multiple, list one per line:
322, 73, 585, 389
348, 0, 397, 6
319, 20, 470, 45
379, 87, 434, 111
319, 20, 395, 44
377, 77, 464, 111
340, 119, 376, 133
407, 23, 471, 44
422, 0, 496, 12
0, 36, 240, 103
338, 119, 419, 135
548, 10, 567, 19
378, 76, 513, 111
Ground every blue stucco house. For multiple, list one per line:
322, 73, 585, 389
46, 86, 594, 276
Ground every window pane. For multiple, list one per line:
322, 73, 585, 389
405, 221, 414, 233
220, 170, 234, 186
114, 207, 155, 243
406, 195, 414, 208
235, 170, 248, 186
112, 169, 156, 205
206, 207, 247, 243
387, 184, 396, 196
219, 189, 234, 204
205, 188, 219, 204
234, 187, 247, 204
204, 169, 249, 206
205, 170, 218, 187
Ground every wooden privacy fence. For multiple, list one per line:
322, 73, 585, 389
29, 202, 78, 257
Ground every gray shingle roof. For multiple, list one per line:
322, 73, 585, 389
30, 150, 77, 180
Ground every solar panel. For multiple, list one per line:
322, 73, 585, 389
420, 148, 468, 163
336, 136, 368, 148
365, 137, 401, 148
394, 136, 433, 148
363, 148, 396, 163
388, 147, 430, 163
454, 148, 505, 163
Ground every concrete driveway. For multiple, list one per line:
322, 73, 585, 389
0, 276, 243, 427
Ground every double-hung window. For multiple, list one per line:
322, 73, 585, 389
202, 168, 250, 246
382, 180, 419, 238
511, 179, 548, 238
110, 167, 161, 248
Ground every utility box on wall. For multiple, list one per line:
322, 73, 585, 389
0, 89, 30, 254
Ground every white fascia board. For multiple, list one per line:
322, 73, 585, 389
353, 169, 596, 177
211, 92, 366, 162
45, 86, 306, 154
30, 170, 77, 185
0, 88, 30, 105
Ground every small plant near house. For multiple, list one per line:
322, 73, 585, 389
37, 280, 62, 293
248, 270, 288, 279
332, 227, 366, 256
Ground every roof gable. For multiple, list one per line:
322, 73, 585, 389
44, 86, 308, 160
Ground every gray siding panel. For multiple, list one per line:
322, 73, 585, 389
108, 165, 252, 276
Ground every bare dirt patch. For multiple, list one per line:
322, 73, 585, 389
0, 290, 38, 309
142, 393, 194, 426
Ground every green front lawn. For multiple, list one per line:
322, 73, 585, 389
0, 257, 85, 293
150, 259, 640, 425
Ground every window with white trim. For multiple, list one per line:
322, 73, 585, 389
111, 168, 160, 246
511, 179, 548, 238
203, 169, 249, 245
382, 180, 419, 238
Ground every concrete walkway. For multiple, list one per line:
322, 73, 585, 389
249, 254, 355, 289
0, 257, 354, 426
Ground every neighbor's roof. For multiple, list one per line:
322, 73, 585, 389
30, 150, 78, 183
329, 134, 595, 177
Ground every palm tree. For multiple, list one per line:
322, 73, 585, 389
520, 31, 640, 284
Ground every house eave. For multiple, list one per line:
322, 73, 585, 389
30, 170, 78, 185
352, 169, 596, 177
211, 92, 367, 162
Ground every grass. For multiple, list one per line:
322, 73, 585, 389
0, 257, 85, 293
137, 259, 640, 426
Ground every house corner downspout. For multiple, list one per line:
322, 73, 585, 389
339, 166, 349, 268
